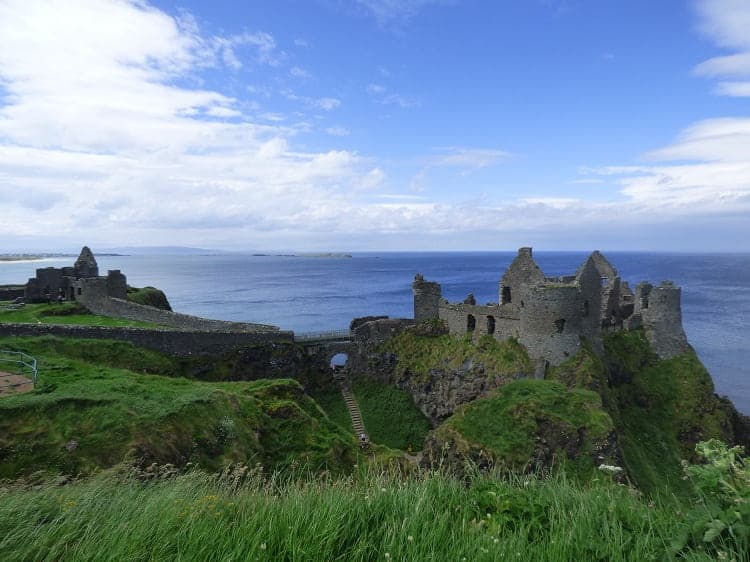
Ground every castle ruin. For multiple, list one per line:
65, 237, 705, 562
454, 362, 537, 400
413, 247, 689, 374
25, 246, 127, 304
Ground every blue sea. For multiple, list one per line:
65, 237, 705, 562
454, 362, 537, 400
2, 251, 748, 414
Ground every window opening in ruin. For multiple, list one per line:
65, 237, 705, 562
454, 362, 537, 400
486, 316, 495, 335
501, 286, 512, 304
641, 297, 649, 309
554, 318, 566, 333
330, 353, 348, 371
77, 287, 82, 296
601, 277, 609, 287
583, 300, 589, 317
467, 314, 476, 332
520, 300, 525, 308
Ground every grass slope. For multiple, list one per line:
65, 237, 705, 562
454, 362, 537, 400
1, 469, 736, 562
0, 302, 163, 328
379, 332, 533, 380
0, 336, 355, 478
435, 379, 615, 478
126, 286, 172, 310
352, 377, 431, 451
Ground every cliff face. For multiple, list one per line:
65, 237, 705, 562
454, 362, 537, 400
362, 322, 749, 490
374, 329, 533, 425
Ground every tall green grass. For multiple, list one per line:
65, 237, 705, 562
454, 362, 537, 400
1, 468, 740, 562
0, 302, 163, 328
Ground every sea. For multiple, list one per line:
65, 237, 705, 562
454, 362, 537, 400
2, 251, 748, 414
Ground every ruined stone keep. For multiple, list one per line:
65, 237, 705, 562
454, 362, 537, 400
24, 246, 127, 303
413, 247, 689, 373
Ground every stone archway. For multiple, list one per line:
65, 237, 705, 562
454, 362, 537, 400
330, 352, 348, 370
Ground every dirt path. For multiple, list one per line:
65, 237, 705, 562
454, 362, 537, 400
0, 371, 33, 396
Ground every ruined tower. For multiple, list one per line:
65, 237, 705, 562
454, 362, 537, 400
412, 274, 442, 322
73, 246, 99, 278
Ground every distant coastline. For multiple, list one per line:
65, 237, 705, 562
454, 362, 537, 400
252, 252, 353, 258
0, 253, 124, 263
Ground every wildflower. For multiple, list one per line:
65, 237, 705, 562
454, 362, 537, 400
493, 538, 499, 544
717, 551, 727, 560
407, 535, 413, 542
385, 553, 390, 559
597, 464, 623, 474
381, 487, 387, 493
260, 543, 267, 551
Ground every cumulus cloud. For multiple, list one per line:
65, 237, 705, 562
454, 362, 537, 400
0, 0, 369, 247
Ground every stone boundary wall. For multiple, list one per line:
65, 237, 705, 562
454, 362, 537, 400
0, 287, 25, 301
0, 323, 294, 356
82, 296, 280, 333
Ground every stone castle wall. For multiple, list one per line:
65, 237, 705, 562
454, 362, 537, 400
518, 285, 585, 368
0, 286, 25, 301
439, 302, 520, 340
80, 295, 280, 333
637, 281, 690, 358
413, 247, 689, 369
0, 323, 293, 356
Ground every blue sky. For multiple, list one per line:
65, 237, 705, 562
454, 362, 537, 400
0, 0, 748, 251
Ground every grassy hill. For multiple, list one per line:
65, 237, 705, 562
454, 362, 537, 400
0, 336, 355, 479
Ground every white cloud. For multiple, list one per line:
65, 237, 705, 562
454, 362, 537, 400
316, 97, 341, 111
366, 83, 419, 108
0, 0, 374, 247
431, 147, 512, 170
326, 126, 351, 136
355, 0, 450, 25
694, 0, 750, 96
206, 106, 242, 118
367, 83, 387, 95
290, 66, 311, 79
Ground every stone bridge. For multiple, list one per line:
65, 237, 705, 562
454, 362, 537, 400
295, 330, 356, 368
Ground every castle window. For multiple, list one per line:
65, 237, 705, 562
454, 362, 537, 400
601, 277, 609, 287
641, 297, 649, 309
467, 314, 476, 332
583, 300, 590, 317
486, 316, 496, 335
554, 318, 566, 333
501, 286, 512, 304
77, 287, 82, 296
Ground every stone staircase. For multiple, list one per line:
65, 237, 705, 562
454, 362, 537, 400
337, 376, 368, 447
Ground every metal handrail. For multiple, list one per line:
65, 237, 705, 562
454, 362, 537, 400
294, 329, 352, 342
0, 350, 38, 387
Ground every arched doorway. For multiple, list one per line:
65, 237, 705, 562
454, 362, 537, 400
330, 353, 348, 372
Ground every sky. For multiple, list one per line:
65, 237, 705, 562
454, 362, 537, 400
0, 0, 748, 252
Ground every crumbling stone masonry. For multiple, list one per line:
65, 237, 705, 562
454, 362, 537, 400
24, 246, 127, 303
413, 247, 689, 371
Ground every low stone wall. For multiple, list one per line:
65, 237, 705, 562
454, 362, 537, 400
0, 323, 294, 356
82, 296, 279, 333
0, 287, 25, 301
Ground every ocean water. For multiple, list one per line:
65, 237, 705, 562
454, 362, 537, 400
2, 251, 748, 414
